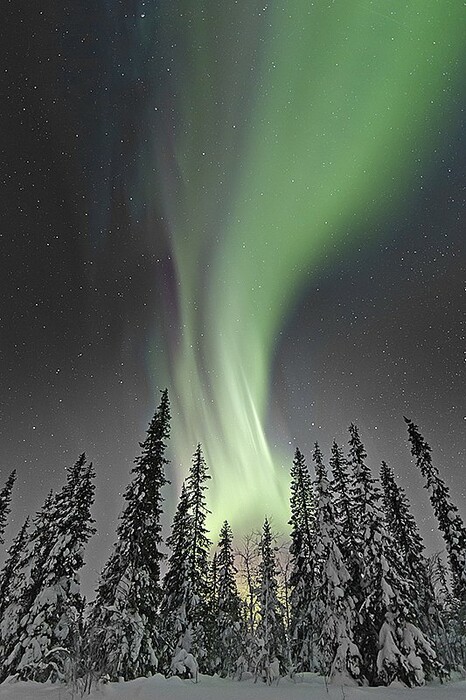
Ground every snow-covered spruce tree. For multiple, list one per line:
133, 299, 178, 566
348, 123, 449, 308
0, 518, 30, 619
161, 444, 212, 676
0, 519, 30, 678
210, 521, 243, 677
347, 423, 377, 678
0, 492, 55, 682
310, 445, 327, 663
348, 425, 440, 686
313, 447, 341, 600
405, 418, 466, 605
288, 447, 315, 672
17, 459, 95, 683
184, 443, 212, 671
427, 552, 465, 668
380, 461, 426, 578
379, 462, 440, 637
313, 448, 362, 684
159, 483, 192, 672
1, 455, 96, 682
87, 389, 170, 681
0, 471, 16, 545
254, 518, 287, 683
0, 491, 56, 680
329, 440, 364, 650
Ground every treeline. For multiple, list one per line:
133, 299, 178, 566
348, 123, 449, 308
0, 389, 465, 689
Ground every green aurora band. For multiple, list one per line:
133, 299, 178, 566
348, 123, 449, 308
141, 2, 464, 533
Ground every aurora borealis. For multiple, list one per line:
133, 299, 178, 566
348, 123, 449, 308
1, 0, 465, 584
143, 2, 465, 530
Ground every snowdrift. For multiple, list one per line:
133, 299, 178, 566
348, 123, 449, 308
1, 673, 466, 700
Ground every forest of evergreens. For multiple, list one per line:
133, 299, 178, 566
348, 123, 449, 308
0, 389, 464, 690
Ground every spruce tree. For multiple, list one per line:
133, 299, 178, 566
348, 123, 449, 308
254, 518, 286, 683
0, 492, 55, 682
1, 455, 96, 682
186, 444, 211, 603
161, 444, 212, 675
405, 418, 466, 604
312, 443, 326, 483
310, 444, 328, 663
0, 518, 29, 621
0, 492, 56, 680
18, 459, 95, 682
379, 460, 439, 636
348, 425, 440, 686
185, 443, 212, 670
0, 471, 16, 545
380, 461, 425, 572
212, 521, 243, 677
313, 452, 362, 683
160, 483, 193, 672
329, 440, 364, 663
88, 389, 170, 681
427, 553, 464, 669
288, 447, 315, 672
347, 422, 378, 675
0, 517, 29, 649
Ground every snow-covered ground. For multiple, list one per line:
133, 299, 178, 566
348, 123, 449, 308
1, 674, 466, 700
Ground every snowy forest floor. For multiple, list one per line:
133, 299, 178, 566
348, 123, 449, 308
1, 673, 466, 700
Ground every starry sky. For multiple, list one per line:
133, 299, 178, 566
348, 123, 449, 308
1, 2, 465, 593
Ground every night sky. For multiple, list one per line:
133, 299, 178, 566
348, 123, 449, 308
1, 2, 465, 595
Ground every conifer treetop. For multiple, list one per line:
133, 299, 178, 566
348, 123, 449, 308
348, 424, 369, 472
186, 444, 212, 595
0, 470, 16, 544
289, 447, 314, 554
329, 441, 353, 533
133, 388, 170, 475
348, 424, 380, 523
312, 443, 327, 494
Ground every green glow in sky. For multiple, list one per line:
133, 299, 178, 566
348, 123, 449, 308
146, 2, 464, 533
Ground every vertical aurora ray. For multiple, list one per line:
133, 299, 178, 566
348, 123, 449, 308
139, 2, 465, 532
